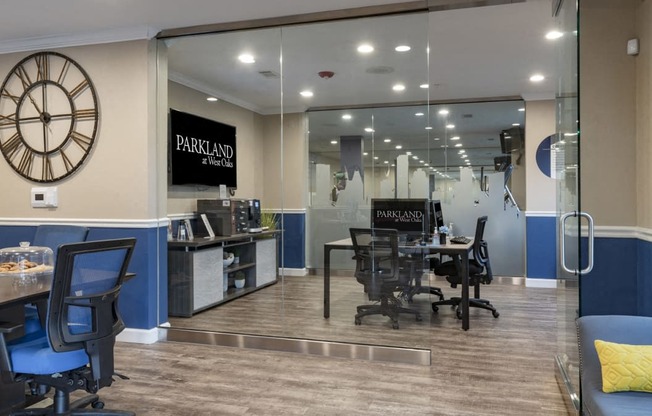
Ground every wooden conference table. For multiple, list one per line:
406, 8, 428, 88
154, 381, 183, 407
323, 237, 475, 330
0, 274, 51, 414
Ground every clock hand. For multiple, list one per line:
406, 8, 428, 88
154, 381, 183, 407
25, 91, 43, 114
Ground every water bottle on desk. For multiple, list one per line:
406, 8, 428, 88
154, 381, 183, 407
448, 222, 454, 238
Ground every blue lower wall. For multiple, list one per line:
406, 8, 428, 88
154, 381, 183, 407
0, 224, 167, 330
526, 216, 557, 279
581, 237, 650, 317
278, 212, 305, 269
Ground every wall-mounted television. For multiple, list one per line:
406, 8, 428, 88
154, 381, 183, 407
169, 108, 237, 188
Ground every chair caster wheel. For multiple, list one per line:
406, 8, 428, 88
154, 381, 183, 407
492, 311, 500, 318
438, 295, 444, 301
392, 322, 399, 329
416, 314, 423, 322
456, 309, 463, 320
92, 401, 105, 409
432, 305, 439, 313
354, 318, 361, 325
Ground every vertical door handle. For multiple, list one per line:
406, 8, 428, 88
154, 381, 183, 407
559, 211, 594, 275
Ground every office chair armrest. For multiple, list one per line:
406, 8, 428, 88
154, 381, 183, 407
0, 321, 23, 334
0, 321, 24, 381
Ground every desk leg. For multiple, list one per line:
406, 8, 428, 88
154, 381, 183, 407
324, 245, 331, 319
461, 250, 470, 331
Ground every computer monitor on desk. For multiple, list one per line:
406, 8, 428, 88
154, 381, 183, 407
370, 198, 430, 242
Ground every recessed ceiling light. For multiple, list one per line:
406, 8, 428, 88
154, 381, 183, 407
206, 97, 218, 102
420, 160, 425, 164
357, 44, 374, 53
395, 145, 402, 149
454, 144, 462, 147
412, 156, 418, 160
451, 136, 460, 141
518, 108, 525, 112
461, 155, 468, 159
425, 126, 433, 130
330, 140, 337, 144
364, 127, 374, 133
384, 160, 389, 164
392, 84, 406, 91
545, 30, 564, 40
363, 152, 368, 156
439, 109, 449, 115
512, 123, 520, 126
342, 114, 352, 120
395, 45, 411, 52
406, 151, 412, 155
530, 74, 545, 82
458, 150, 466, 154
373, 156, 379, 160
238, 54, 255, 64
419, 84, 429, 89
433, 137, 440, 141
300, 90, 313, 97
415, 112, 424, 117
384, 138, 391, 143
446, 124, 455, 129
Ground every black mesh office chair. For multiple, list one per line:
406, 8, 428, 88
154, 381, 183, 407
431, 216, 499, 319
350, 228, 422, 329
1, 238, 136, 415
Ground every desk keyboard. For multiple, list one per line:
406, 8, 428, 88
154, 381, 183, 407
450, 236, 471, 244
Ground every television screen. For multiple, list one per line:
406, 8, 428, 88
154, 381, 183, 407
169, 109, 237, 188
371, 198, 429, 240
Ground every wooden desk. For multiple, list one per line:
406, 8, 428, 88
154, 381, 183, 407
323, 238, 475, 330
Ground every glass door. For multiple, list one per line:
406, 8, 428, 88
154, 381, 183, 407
554, 0, 590, 413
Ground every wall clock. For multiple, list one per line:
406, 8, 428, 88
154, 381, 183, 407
0, 51, 99, 183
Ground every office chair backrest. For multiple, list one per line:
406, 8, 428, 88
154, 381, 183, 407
33, 224, 89, 252
471, 216, 493, 279
349, 228, 399, 299
46, 238, 136, 383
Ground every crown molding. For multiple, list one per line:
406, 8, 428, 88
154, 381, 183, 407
0, 26, 157, 54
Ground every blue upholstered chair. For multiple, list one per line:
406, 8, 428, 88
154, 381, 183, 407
32, 225, 89, 252
23, 225, 89, 334
0, 238, 136, 415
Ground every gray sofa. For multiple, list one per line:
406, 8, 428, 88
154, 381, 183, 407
577, 315, 652, 416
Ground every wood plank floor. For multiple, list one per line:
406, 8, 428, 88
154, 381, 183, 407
87, 274, 574, 415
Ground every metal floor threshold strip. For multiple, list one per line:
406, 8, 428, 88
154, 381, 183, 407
161, 327, 431, 366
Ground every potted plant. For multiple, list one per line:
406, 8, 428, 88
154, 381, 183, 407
260, 212, 278, 232
234, 271, 246, 289
232, 248, 240, 264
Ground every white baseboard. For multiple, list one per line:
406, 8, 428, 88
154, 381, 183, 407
280, 267, 308, 276
525, 278, 557, 288
117, 324, 169, 344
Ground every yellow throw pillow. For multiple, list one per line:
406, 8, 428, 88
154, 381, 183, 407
594, 340, 652, 393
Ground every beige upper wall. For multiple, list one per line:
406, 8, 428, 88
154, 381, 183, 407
261, 113, 307, 210
524, 100, 556, 213
580, 0, 638, 227
167, 81, 267, 214
0, 40, 155, 221
637, 0, 652, 228
167, 82, 306, 214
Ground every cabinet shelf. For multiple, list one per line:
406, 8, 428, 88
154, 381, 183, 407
168, 232, 279, 317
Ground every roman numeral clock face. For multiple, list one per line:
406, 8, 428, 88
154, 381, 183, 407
0, 52, 98, 183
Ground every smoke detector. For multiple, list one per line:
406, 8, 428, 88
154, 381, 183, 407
318, 71, 335, 79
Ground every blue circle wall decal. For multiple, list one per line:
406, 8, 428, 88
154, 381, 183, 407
536, 135, 554, 178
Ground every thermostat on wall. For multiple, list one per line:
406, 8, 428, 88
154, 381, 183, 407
31, 187, 58, 208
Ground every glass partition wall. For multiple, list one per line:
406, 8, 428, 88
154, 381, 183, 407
162, 10, 526, 351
